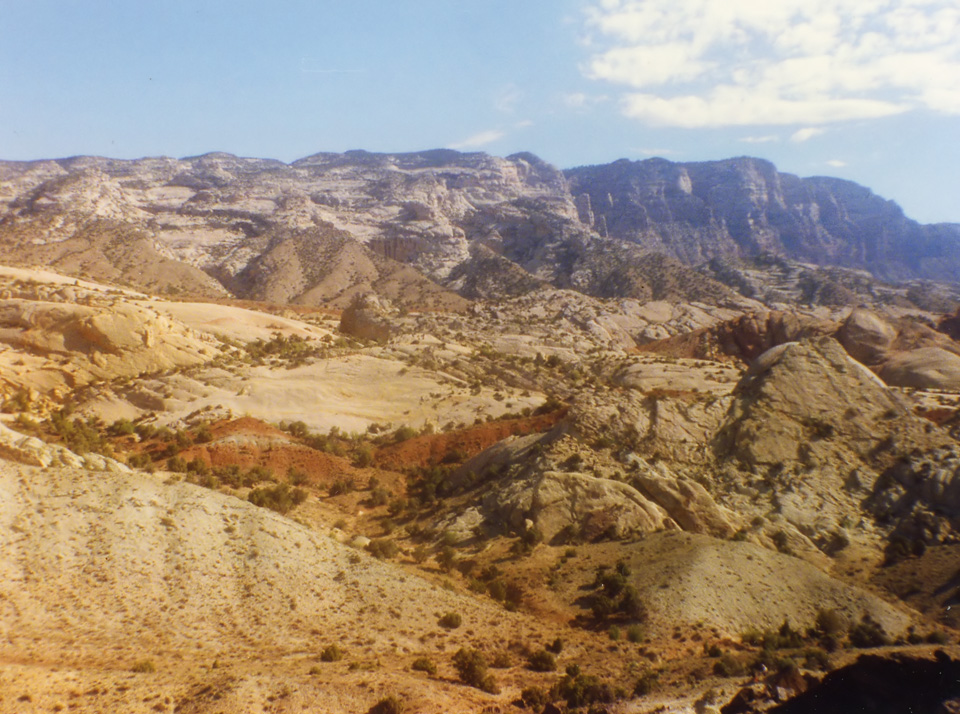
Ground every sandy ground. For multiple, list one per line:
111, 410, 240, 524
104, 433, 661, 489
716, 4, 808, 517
0, 460, 569, 713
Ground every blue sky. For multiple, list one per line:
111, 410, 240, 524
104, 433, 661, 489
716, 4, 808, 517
1, 0, 957, 223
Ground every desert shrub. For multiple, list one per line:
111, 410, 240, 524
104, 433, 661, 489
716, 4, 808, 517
619, 585, 647, 620
369, 487, 391, 507
320, 644, 344, 662
244, 464, 273, 484
848, 614, 890, 648
411, 657, 436, 675
287, 420, 309, 438
815, 608, 847, 637
134, 422, 157, 439
626, 624, 645, 643
194, 425, 213, 443
328, 477, 355, 496
354, 445, 374, 467
109, 419, 136, 436
527, 649, 557, 672
393, 426, 418, 442
927, 630, 952, 645
438, 612, 462, 629
186, 457, 209, 475
547, 637, 564, 654
437, 546, 458, 572
554, 667, 617, 708
490, 651, 512, 668
287, 467, 309, 486
802, 647, 831, 671
369, 695, 405, 714
520, 686, 549, 709
487, 579, 507, 601
503, 581, 525, 611
608, 625, 621, 642
762, 619, 804, 650
167, 455, 188, 473
713, 654, 744, 677
131, 659, 156, 673
452, 648, 498, 693
247, 483, 308, 514
633, 670, 660, 696
46, 410, 111, 455
127, 452, 152, 469
366, 538, 398, 560
591, 593, 617, 621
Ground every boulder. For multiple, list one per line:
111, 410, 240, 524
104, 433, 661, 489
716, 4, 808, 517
878, 347, 960, 390
338, 293, 397, 343
836, 308, 897, 365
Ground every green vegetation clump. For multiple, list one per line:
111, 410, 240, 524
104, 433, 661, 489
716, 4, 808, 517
588, 563, 647, 623
45, 408, 111, 455
848, 614, 891, 648
438, 612, 462, 629
526, 649, 557, 672
243, 333, 321, 366
411, 657, 437, 675
452, 648, 498, 693
520, 686, 549, 709
713, 654, 744, 677
366, 538, 399, 560
247, 483, 308, 514
369, 695, 405, 714
328, 477, 356, 496
320, 644, 344, 662
553, 665, 618, 707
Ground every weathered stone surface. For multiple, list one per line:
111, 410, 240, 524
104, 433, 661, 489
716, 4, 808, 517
716, 337, 910, 467
878, 347, 960, 390
566, 156, 960, 283
836, 308, 898, 365
632, 462, 737, 538
486, 470, 674, 541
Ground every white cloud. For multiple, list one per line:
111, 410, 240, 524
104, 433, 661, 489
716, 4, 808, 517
447, 130, 505, 150
583, 0, 960, 127
790, 127, 826, 142
826, 159, 848, 167
739, 135, 780, 144
514, 119, 534, 129
562, 92, 609, 108
495, 85, 523, 114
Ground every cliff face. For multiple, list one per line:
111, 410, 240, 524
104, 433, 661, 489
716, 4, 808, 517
0, 151, 956, 306
566, 156, 960, 282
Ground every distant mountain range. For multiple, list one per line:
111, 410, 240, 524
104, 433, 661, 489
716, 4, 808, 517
0, 150, 957, 305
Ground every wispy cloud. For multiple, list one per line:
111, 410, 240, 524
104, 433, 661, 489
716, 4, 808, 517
826, 159, 848, 167
790, 127, 826, 142
447, 130, 505, 150
495, 85, 523, 114
583, 0, 960, 127
739, 135, 780, 144
562, 92, 609, 109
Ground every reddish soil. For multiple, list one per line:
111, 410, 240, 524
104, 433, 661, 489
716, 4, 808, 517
177, 417, 358, 487
373, 408, 567, 469
916, 407, 959, 426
